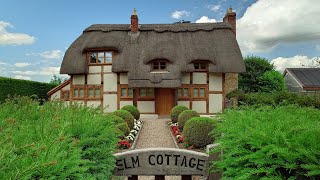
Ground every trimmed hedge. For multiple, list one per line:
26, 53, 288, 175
170, 105, 188, 123
111, 110, 134, 130
211, 105, 320, 179
109, 115, 129, 137
227, 90, 320, 109
115, 123, 130, 136
177, 110, 199, 131
0, 77, 56, 103
183, 117, 216, 148
121, 105, 140, 120
0, 96, 117, 179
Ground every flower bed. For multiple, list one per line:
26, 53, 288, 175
118, 119, 142, 149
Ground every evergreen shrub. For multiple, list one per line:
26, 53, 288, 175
0, 96, 117, 179
211, 105, 320, 179
170, 105, 188, 123
177, 110, 199, 131
183, 117, 216, 148
121, 105, 140, 120
111, 110, 134, 130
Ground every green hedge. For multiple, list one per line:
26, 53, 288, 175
0, 77, 56, 103
227, 90, 320, 109
211, 105, 320, 179
121, 105, 140, 120
178, 110, 199, 131
111, 110, 134, 130
0, 96, 118, 179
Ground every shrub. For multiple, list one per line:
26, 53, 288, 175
183, 117, 216, 148
0, 96, 117, 179
112, 110, 134, 130
109, 114, 125, 124
211, 105, 320, 179
121, 105, 140, 120
178, 110, 199, 131
170, 105, 188, 123
115, 123, 130, 136
258, 70, 286, 92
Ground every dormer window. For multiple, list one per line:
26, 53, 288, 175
89, 51, 113, 64
194, 62, 208, 71
152, 60, 167, 71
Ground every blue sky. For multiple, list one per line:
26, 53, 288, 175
0, 0, 319, 82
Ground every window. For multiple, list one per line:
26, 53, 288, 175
194, 62, 208, 71
192, 86, 207, 98
120, 86, 133, 98
88, 86, 102, 99
139, 88, 154, 97
89, 51, 113, 64
178, 87, 189, 98
61, 90, 70, 101
73, 86, 85, 99
152, 60, 167, 71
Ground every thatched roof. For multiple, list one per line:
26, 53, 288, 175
60, 22, 245, 88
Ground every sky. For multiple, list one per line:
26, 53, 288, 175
0, 0, 319, 82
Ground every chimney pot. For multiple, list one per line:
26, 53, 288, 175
223, 6, 236, 36
131, 8, 139, 33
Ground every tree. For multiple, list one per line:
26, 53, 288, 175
258, 70, 286, 92
239, 56, 274, 92
50, 75, 67, 86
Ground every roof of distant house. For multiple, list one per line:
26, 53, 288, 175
284, 68, 320, 88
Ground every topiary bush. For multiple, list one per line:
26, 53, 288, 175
115, 123, 130, 136
183, 117, 216, 148
170, 105, 188, 123
111, 110, 134, 130
178, 110, 199, 131
121, 105, 140, 120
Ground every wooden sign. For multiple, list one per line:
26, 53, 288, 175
113, 148, 209, 176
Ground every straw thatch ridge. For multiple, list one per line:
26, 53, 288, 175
60, 22, 245, 87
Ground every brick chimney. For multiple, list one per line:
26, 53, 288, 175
223, 6, 236, 36
130, 8, 139, 32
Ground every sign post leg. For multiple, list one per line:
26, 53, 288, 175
182, 175, 192, 180
128, 175, 138, 180
155, 175, 165, 180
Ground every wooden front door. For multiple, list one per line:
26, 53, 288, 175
155, 88, 175, 116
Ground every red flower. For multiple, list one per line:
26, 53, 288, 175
119, 140, 132, 149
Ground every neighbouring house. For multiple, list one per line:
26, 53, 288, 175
48, 8, 245, 116
283, 68, 320, 93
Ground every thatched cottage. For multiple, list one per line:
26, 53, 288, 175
48, 8, 245, 116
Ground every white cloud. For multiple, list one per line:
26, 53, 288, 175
12, 66, 60, 76
14, 62, 31, 67
208, 5, 221, 12
14, 75, 31, 80
26, 50, 62, 59
196, 16, 217, 23
271, 55, 320, 72
171, 10, 190, 19
237, 0, 320, 54
0, 21, 35, 45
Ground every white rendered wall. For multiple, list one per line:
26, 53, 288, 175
209, 73, 222, 91
62, 84, 70, 91
87, 101, 101, 108
89, 66, 101, 73
73, 75, 85, 85
177, 101, 190, 109
137, 101, 155, 113
87, 74, 101, 84
193, 73, 207, 84
209, 94, 223, 113
51, 91, 60, 100
120, 73, 128, 84
192, 101, 206, 113
103, 65, 112, 72
103, 74, 117, 91
120, 101, 133, 108
181, 73, 190, 84
103, 94, 117, 113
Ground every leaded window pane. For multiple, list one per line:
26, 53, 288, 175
95, 88, 101, 97
88, 89, 94, 97
74, 89, 78, 97
183, 88, 189, 97
90, 53, 97, 63
178, 89, 182, 97
193, 88, 199, 97
121, 88, 127, 97
200, 63, 207, 69
199, 88, 205, 97
98, 52, 104, 63
79, 89, 84, 97
147, 88, 154, 97
140, 88, 146, 96
128, 88, 133, 97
